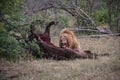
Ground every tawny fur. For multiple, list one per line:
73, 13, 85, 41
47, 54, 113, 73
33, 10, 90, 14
59, 29, 81, 49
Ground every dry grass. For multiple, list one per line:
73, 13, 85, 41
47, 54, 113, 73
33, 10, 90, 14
0, 36, 120, 80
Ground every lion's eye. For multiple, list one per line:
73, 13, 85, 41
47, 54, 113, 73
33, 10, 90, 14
64, 35, 67, 38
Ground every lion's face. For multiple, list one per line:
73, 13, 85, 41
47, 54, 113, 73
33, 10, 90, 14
59, 33, 72, 48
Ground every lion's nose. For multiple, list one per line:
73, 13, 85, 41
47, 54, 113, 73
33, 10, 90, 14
60, 38, 67, 43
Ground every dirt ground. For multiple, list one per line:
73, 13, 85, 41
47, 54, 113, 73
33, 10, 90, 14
0, 36, 120, 80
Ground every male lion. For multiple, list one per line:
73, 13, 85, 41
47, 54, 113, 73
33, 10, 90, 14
59, 29, 81, 50
59, 29, 88, 57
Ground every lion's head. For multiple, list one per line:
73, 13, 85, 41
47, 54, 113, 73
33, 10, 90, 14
59, 29, 81, 49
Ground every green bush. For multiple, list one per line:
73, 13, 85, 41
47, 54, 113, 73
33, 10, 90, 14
24, 41, 41, 54
57, 16, 69, 27
92, 9, 108, 25
0, 27, 24, 60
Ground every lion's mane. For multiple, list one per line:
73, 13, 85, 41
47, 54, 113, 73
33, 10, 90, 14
59, 29, 81, 49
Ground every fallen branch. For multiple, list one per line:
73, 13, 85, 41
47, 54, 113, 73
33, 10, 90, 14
78, 33, 120, 38
69, 28, 112, 34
